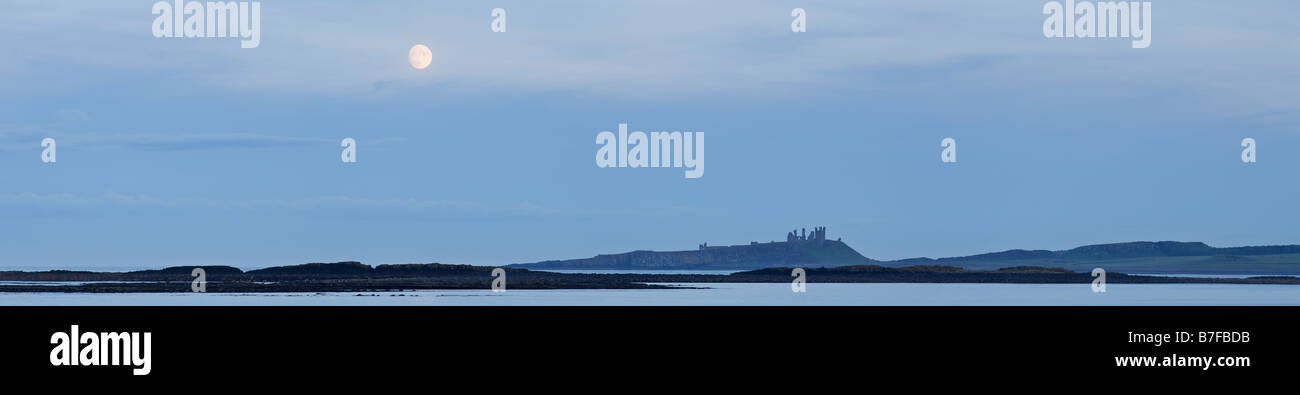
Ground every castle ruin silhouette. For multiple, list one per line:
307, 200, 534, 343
698, 226, 833, 251
787, 226, 827, 244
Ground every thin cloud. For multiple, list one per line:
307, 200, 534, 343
1, 126, 408, 152
71, 133, 332, 151
0, 191, 708, 218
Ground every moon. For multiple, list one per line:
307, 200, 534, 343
408, 44, 432, 70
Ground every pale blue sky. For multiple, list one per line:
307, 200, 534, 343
1, 1, 1297, 270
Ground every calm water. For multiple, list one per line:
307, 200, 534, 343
543, 269, 739, 275
2, 283, 1299, 305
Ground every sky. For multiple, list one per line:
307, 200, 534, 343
1, 0, 1298, 270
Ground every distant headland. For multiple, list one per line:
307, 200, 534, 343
511, 226, 876, 270
511, 226, 1300, 274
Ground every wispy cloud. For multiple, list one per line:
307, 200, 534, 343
0, 191, 707, 218
0, 130, 327, 152
1, 121, 408, 152
70, 133, 332, 151
1, 191, 491, 211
